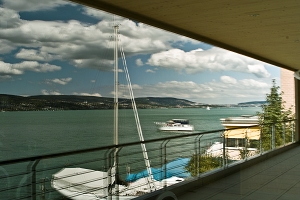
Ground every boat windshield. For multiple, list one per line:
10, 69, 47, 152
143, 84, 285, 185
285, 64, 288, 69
172, 119, 189, 124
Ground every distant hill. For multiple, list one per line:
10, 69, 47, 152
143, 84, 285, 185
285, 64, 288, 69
238, 101, 267, 105
135, 97, 196, 107
0, 94, 198, 111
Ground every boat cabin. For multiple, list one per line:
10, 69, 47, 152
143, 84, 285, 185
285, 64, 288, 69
220, 115, 260, 160
170, 119, 190, 124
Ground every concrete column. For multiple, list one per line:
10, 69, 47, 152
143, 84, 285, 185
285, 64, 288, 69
295, 78, 299, 142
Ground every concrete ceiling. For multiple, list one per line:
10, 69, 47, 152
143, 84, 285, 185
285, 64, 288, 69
68, 0, 300, 71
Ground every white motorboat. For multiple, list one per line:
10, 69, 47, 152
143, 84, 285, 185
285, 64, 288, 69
205, 115, 260, 160
155, 119, 194, 131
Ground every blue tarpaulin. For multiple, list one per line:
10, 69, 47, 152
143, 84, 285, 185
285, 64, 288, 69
125, 157, 191, 182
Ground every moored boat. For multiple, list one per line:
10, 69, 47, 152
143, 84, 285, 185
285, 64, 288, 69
155, 119, 194, 131
205, 115, 260, 160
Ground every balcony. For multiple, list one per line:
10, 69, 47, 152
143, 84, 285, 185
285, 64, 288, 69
177, 144, 300, 200
0, 119, 296, 200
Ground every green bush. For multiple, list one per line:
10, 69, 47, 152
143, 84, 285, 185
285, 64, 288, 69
186, 154, 222, 177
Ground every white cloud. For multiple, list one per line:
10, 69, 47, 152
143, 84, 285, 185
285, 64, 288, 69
1, 0, 74, 12
131, 84, 143, 89
0, 75, 12, 81
82, 7, 124, 22
0, 39, 17, 54
125, 79, 270, 104
0, 61, 23, 75
72, 59, 114, 71
16, 49, 60, 61
0, 7, 22, 28
220, 76, 237, 84
146, 69, 155, 73
0, 7, 198, 72
239, 79, 268, 88
247, 65, 270, 78
147, 48, 271, 78
73, 92, 102, 97
136, 58, 143, 66
0, 60, 61, 75
15, 61, 61, 73
46, 77, 72, 85
41, 89, 62, 95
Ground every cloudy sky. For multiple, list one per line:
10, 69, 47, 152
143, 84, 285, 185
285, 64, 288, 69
0, 0, 280, 104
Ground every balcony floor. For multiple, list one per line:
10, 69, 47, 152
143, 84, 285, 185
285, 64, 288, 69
178, 145, 300, 200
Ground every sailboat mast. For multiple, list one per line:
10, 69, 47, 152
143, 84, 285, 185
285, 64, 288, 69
114, 25, 119, 148
112, 24, 120, 199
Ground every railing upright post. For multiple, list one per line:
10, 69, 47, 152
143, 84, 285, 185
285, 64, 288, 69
244, 137, 248, 161
40, 178, 46, 200
292, 122, 295, 143
160, 140, 169, 189
30, 159, 40, 200
259, 126, 263, 155
283, 123, 286, 146
108, 148, 115, 200
195, 135, 202, 176
163, 140, 169, 188
272, 123, 275, 150
198, 135, 203, 176
222, 133, 226, 169
160, 141, 163, 185
115, 147, 123, 200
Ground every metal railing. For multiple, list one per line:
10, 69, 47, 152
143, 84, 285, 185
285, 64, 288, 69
0, 119, 296, 200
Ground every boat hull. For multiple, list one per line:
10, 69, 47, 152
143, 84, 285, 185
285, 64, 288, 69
158, 125, 194, 131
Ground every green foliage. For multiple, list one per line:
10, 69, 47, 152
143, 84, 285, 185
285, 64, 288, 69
257, 79, 294, 150
186, 154, 222, 177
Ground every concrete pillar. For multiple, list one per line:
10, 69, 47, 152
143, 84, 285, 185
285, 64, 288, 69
281, 68, 298, 142
281, 69, 295, 112
295, 78, 299, 142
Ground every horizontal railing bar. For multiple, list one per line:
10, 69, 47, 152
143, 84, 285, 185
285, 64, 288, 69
0, 120, 295, 167
0, 129, 222, 166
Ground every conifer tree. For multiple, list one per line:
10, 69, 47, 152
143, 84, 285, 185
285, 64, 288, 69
257, 79, 294, 150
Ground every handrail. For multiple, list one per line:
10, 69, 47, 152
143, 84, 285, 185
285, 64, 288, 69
0, 119, 296, 166
0, 129, 220, 166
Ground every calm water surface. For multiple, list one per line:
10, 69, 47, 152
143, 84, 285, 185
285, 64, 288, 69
1, 107, 261, 159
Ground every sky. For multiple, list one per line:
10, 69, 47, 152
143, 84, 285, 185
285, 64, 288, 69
0, 0, 280, 104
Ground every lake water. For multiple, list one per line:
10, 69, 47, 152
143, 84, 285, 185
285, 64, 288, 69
0, 107, 260, 199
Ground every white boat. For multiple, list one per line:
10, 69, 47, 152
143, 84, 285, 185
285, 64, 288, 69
52, 168, 137, 200
205, 115, 260, 160
52, 24, 184, 200
206, 106, 210, 110
155, 119, 194, 131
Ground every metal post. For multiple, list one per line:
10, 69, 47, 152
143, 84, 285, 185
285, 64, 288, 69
30, 159, 41, 200
40, 178, 46, 200
292, 122, 295, 143
196, 135, 203, 176
260, 126, 262, 155
272, 124, 275, 150
283, 123, 286, 146
115, 147, 123, 200
163, 140, 169, 189
108, 148, 115, 200
222, 133, 226, 169
104, 148, 112, 172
